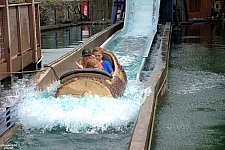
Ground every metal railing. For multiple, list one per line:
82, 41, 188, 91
0, 102, 18, 137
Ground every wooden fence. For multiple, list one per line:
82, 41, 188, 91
0, 0, 41, 81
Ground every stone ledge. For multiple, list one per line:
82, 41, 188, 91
129, 22, 172, 150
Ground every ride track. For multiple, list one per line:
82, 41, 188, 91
102, 0, 161, 81
0, 0, 165, 149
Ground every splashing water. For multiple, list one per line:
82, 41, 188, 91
7, 41, 150, 134
15, 79, 145, 133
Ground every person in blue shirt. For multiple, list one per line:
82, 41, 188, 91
92, 47, 113, 75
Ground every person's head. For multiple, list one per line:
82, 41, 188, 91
92, 47, 104, 62
86, 59, 99, 69
82, 48, 92, 63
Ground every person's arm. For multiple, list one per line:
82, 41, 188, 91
101, 60, 113, 74
76, 62, 83, 69
106, 61, 113, 75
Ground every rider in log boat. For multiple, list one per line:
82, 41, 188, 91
55, 48, 127, 98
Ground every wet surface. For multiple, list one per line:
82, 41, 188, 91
151, 21, 225, 149
3, 23, 162, 149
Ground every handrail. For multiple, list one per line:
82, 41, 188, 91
36, 55, 43, 66
0, 102, 18, 137
0, 102, 18, 119
0, 109, 17, 124
0, 115, 17, 130
0, 120, 18, 137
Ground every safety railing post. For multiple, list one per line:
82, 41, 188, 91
6, 107, 10, 128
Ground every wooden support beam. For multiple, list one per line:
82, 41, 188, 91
35, 3, 42, 66
0, 0, 12, 77
17, 6, 23, 71
25, 0, 37, 65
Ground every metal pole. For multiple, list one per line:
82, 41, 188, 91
6, 107, 10, 127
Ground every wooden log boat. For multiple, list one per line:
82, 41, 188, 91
55, 49, 127, 98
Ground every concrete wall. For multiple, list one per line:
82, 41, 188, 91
129, 22, 172, 150
29, 22, 123, 90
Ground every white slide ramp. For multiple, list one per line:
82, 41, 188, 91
102, 0, 161, 80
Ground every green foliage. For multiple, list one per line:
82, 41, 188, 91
8, 0, 113, 25
35, 0, 75, 25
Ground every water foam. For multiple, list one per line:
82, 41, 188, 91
15, 79, 145, 133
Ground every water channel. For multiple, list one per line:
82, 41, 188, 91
2, 0, 161, 149
2, 23, 161, 149
151, 21, 225, 149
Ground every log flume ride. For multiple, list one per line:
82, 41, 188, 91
55, 49, 127, 98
